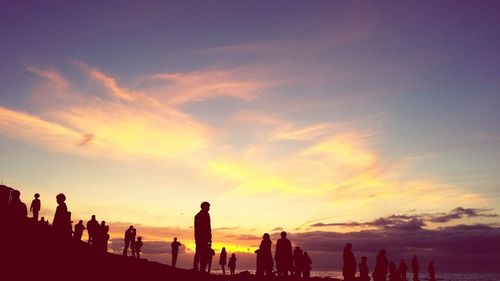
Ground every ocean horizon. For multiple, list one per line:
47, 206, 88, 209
208, 269, 500, 281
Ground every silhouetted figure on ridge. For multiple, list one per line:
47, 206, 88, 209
219, 247, 227, 275
399, 259, 408, 281
130, 227, 137, 257
255, 233, 273, 277
30, 193, 41, 222
171, 237, 181, 267
228, 253, 237, 275
302, 251, 312, 278
373, 249, 389, 281
95, 221, 109, 252
134, 236, 143, 259
389, 261, 400, 281
52, 193, 72, 238
293, 246, 304, 277
275, 231, 293, 277
359, 256, 370, 281
193, 201, 211, 272
123, 225, 135, 256
86, 215, 99, 245
8, 190, 27, 223
343, 243, 356, 281
428, 262, 435, 281
74, 220, 85, 241
411, 255, 419, 281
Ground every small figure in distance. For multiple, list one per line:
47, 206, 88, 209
412, 255, 419, 281
207, 245, 216, 273
389, 261, 399, 281
86, 215, 99, 245
40, 216, 48, 226
373, 249, 389, 281
102, 221, 110, 252
193, 201, 211, 272
302, 251, 312, 278
343, 243, 356, 281
293, 246, 304, 277
228, 253, 237, 276
275, 231, 293, 277
74, 220, 86, 241
219, 247, 227, 275
428, 262, 435, 281
123, 225, 134, 256
359, 256, 370, 281
30, 193, 41, 222
399, 259, 408, 281
52, 193, 72, 238
8, 190, 27, 223
134, 236, 143, 259
171, 237, 181, 267
130, 226, 137, 257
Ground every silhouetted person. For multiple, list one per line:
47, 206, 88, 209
228, 253, 237, 275
8, 190, 27, 223
373, 249, 388, 281
399, 259, 408, 281
293, 246, 304, 277
219, 247, 227, 275
130, 227, 137, 257
359, 256, 370, 281
123, 225, 135, 256
30, 193, 41, 222
193, 201, 211, 271
256, 233, 273, 277
40, 216, 48, 226
275, 231, 293, 277
389, 262, 400, 281
95, 221, 109, 252
134, 236, 143, 259
86, 215, 99, 245
74, 220, 85, 241
303, 251, 312, 278
171, 237, 181, 267
428, 262, 435, 281
53, 193, 72, 238
411, 255, 419, 281
343, 243, 356, 281
207, 246, 215, 273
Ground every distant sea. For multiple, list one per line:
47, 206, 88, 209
208, 269, 500, 281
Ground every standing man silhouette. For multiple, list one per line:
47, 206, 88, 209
193, 201, 211, 271
30, 193, 41, 222
275, 231, 293, 277
171, 237, 181, 267
412, 255, 419, 281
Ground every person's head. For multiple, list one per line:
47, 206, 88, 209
174, 237, 177, 241
304, 251, 309, 257
129, 225, 133, 230
200, 201, 210, 212
295, 246, 301, 250
137, 236, 142, 241
361, 256, 367, 262
34, 193, 40, 199
380, 249, 386, 255
41, 217, 45, 221
56, 193, 66, 204
91, 215, 96, 220
231, 253, 235, 257
101, 221, 105, 226
263, 233, 270, 240
79, 220, 83, 224
344, 243, 352, 252
11, 190, 20, 200
280, 231, 287, 238
222, 247, 226, 252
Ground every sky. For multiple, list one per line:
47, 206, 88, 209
1, 0, 500, 272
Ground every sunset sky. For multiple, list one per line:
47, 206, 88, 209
1, 1, 499, 271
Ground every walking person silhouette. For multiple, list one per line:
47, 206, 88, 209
171, 237, 181, 267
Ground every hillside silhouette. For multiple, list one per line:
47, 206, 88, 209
2, 185, 343, 281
